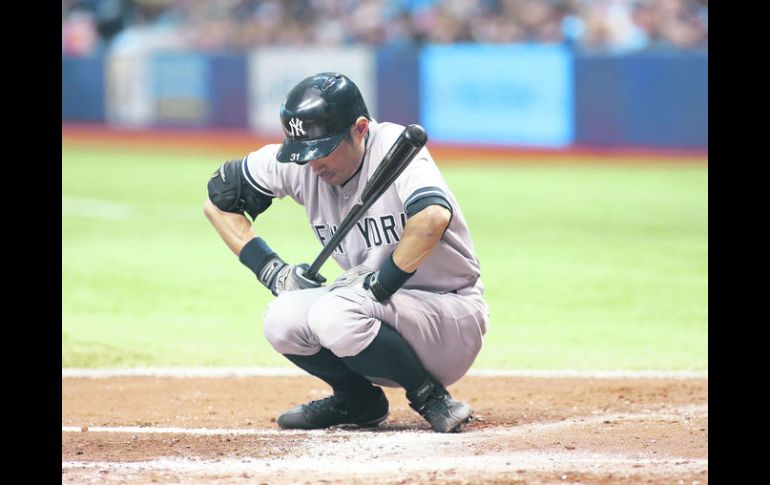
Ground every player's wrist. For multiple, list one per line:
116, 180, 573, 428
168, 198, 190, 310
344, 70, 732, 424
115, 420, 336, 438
365, 252, 415, 301
239, 237, 287, 290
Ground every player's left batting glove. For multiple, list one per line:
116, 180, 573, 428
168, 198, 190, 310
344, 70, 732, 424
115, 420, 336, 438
239, 237, 326, 296
329, 253, 415, 302
271, 263, 326, 296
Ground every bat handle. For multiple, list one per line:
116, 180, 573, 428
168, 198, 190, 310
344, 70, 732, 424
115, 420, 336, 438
303, 254, 325, 280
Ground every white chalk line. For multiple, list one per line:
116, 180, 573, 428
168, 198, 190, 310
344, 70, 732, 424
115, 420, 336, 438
61, 366, 708, 380
61, 403, 708, 438
62, 405, 708, 478
62, 453, 708, 477
62, 425, 321, 436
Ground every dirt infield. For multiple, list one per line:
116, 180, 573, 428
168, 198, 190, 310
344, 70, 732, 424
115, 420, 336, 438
62, 374, 707, 484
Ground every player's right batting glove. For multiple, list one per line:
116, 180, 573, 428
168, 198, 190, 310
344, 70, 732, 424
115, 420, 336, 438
329, 265, 376, 293
238, 237, 326, 296
329, 252, 415, 302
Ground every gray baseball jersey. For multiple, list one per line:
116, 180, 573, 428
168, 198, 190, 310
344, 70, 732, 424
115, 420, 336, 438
244, 120, 488, 386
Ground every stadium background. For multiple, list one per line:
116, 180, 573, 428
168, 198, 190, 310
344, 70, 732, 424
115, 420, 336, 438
61, 2, 708, 482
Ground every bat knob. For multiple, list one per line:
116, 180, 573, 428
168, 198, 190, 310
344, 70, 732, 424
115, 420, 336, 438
404, 124, 428, 148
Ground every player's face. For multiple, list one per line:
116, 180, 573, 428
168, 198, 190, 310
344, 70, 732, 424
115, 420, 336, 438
309, 132, 365, 186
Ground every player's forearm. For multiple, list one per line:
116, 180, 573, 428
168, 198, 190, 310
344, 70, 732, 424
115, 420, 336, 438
203, 197, 256, 256
392, 205, 452, 273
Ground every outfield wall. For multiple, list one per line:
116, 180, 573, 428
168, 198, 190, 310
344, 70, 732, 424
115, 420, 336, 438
62, 56, 105, 122
62, 46, 707, 150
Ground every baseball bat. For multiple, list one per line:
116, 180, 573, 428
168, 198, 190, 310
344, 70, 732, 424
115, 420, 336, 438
303, 124, 428, 279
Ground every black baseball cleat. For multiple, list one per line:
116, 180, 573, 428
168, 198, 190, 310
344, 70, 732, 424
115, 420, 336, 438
406, 377, 473, 433
277, 387, 389, 430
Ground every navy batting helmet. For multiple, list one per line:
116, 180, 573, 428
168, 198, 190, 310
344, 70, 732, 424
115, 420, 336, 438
276, 73, 370, 164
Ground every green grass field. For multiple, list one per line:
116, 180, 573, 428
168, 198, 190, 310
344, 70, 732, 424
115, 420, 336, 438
62, 142, 707, 370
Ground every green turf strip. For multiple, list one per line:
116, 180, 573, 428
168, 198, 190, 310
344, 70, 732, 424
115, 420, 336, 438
62, 144, 707, 370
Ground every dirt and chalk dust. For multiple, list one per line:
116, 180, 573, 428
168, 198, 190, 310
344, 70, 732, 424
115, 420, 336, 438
62, 375, 707, 484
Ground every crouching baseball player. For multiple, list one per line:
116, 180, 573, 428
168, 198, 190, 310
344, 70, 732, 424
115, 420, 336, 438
204, 73, 489, 433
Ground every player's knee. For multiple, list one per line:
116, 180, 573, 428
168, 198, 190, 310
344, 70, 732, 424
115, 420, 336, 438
307, 291, 372, 356
262, 292, 312, 353
306, 294, 352, 349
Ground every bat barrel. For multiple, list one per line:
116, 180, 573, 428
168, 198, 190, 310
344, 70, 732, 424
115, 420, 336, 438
361, 124, 427, 202
404, 124, 427, 148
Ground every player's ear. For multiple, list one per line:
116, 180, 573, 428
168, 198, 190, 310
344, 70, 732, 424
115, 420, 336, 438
352, 116, 369, 140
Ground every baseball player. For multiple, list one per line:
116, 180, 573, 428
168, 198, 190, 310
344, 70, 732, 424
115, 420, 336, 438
204, 73, 488, 433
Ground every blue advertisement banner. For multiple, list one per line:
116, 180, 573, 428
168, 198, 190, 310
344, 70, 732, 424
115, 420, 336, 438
420, 45, 574, 147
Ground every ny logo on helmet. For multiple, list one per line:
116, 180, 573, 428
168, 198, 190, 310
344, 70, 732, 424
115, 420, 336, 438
288, 118, 306, 137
